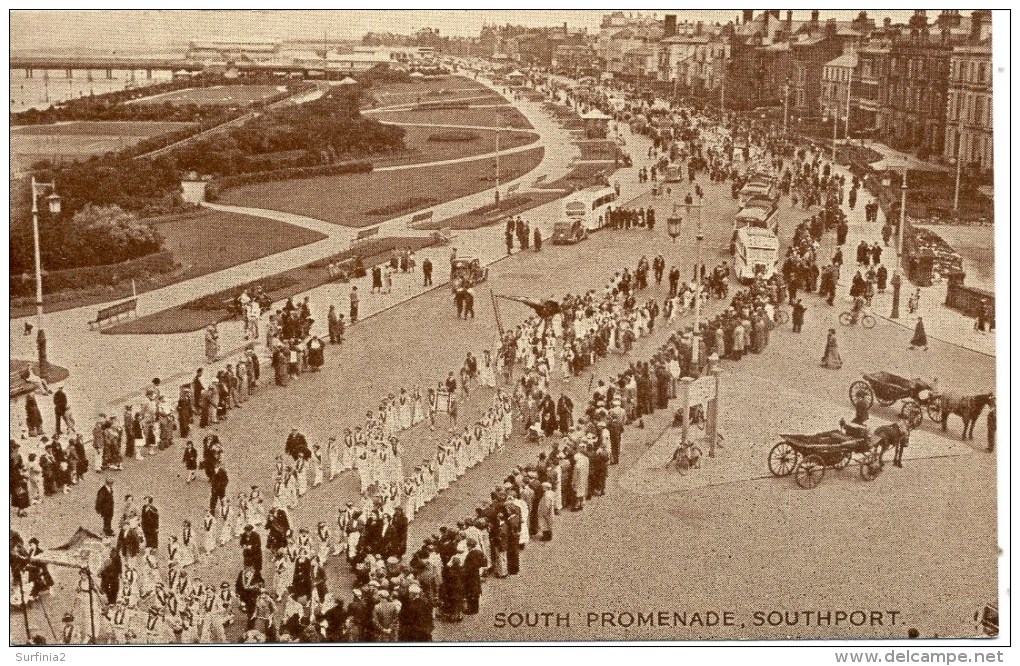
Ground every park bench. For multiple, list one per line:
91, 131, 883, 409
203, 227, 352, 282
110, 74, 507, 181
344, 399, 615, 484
88, 298, 138, 330
350, 225, 381, 247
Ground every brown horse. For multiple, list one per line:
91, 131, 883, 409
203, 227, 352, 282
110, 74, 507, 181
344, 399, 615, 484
940, 392, 994, 440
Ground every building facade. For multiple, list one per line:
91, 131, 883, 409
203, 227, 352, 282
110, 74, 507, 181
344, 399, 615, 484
820, 51, 858, 127
945, 42, 993, 173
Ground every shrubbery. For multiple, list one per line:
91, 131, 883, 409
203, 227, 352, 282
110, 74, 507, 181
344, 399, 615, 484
205, 160, 374, 199
10, 249, 175, 298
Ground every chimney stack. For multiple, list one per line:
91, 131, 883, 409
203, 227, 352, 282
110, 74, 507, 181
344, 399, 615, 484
811, 10, 820, 27
664, 14, 677, 38
970, 10, 991, 41
786, 10, 793, 37
695, 21, 703, 36
742, 10, 753, 24
826, 18, 837, 37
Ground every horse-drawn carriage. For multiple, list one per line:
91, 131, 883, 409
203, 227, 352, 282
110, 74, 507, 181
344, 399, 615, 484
848, 371, 941, 430
768, 429, 884, 489
451, 257, 488, 287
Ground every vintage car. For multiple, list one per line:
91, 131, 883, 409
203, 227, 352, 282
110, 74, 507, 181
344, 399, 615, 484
451, 257, 488, 286
551, 220, 588, 245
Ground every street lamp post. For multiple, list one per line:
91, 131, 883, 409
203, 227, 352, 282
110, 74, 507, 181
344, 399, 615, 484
782, 81, 790, 135
30, 176, 61, 371
667, 203, 682, 243
953, 152, 963, 216
890, 166, 907, 319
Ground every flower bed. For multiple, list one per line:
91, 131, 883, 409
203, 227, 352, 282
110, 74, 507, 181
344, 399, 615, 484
427, 130, 480, 142
365, 196, 439, 216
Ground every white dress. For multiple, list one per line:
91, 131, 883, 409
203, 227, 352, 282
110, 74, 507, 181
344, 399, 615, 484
295, 459, 308, 497
202, 514, 217, 554
411, 392, 426, 425
179, 530, 197, 568
218, 505, 233, 546
480, 359, 497, 388
311, 452, 324, 487
397, 397, 412, 431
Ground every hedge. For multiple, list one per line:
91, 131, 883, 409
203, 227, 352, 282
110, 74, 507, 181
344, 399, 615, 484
365, 196, 437, 216
206, 160, 374, 198
10, 249, 176, 298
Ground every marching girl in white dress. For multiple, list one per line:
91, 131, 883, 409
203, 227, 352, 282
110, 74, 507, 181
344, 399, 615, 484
411, 387, 426, 426
120, 565, 141, 608
397, 389, 412, 431
435, 445, 450, 491
202, 511, 217, 555
316, 522, 331, 562
421, 460, 437, 505
140, 548, 161, 599
340, 429, 355, 472
295, 457, 308, 498
403, 476, 419, 519
284, 466, 299, 508
179, 521, 197, 568
272, 473, 285, 511
248, 488, 266, 538
218, 498, 234, 546
311, 445, 324, 488
237, 492, 250, 531
272, 550, 289, 601
480, 351, 497, 388
325, 436, 338, 481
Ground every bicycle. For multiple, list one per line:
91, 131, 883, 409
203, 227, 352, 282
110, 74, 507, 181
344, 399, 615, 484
839, 310, 876, 329
670, 440, 703, 473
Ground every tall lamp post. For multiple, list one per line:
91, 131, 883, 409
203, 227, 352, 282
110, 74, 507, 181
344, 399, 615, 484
672, 200, 704, 368
890, 165, 907, 319
782, 80, 790, 135
30, 176, 62, 371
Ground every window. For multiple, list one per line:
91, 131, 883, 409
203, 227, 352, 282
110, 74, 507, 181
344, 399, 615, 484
974, 96, 984, 125
977, 62, 986, 83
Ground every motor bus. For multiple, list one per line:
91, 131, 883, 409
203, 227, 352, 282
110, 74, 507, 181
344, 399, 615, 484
562, 186, 617, 232
732, 226, 780, 281
733, 196, 780, 236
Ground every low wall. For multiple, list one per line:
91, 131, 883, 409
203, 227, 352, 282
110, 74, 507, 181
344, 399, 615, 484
945, 270, 994, 320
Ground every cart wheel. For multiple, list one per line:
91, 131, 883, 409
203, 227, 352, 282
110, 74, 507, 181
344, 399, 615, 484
838, 312, 853, 326
849, 381, 874, 409
795, 454, 825, 489
861, 314, 876, 329
926, 399, 943, 423
834, 452, 853, 470
859, 452, 882, 481
775, 310, 789, 325
768, 442, 797, 477
901, 400, 923, 430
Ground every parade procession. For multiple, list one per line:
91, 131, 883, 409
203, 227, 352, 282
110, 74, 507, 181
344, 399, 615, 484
8, 7, 1003, 653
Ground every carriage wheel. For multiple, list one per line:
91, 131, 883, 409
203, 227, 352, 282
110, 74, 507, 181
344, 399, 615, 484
795, 455, 825, 489
834, 452, 853, 470
768, 442, 797, 477
861, 314, 876, 329
859, 452, 882, 481
926, 399, 943, 423
838, 312, 853, 326
900, 400, 923, 430
849, 381, 874, 409
775, 310, 789, 325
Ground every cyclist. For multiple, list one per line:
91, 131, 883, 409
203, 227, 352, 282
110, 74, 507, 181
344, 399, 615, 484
850, 293, 866, 324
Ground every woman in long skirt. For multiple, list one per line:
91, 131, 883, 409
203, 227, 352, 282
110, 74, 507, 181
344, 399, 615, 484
202, 511, 217, 555
909, 317, 928, 351
820, 328, 843, 369
204, 325, 219, 363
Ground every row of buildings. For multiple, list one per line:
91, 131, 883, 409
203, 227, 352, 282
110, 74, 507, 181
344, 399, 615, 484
474, 10, 992, 175
185, 40, 439, 73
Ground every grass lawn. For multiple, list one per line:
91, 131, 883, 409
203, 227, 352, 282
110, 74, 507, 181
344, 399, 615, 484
417, 191, 564, 231
220, 147, 545, 227
370, 126, 539, 168
9, 209, 327, 319
369, 105, 532, 129
11, 120, 196, 170
364, 77, 493, 107
131, 84, 286, 106
106, 236, 438, 335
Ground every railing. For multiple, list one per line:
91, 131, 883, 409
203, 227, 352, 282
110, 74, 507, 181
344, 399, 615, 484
945, 270, 993, 319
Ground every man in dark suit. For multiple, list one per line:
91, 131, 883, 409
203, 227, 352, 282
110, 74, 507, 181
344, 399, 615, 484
234, 564, 265, 620
209, 462, 229, 513
140, 496, 160, 548
399, 585, 434, 641
462, 537, 487, 615
240, 524, 263, 573
95, 479, 115, 536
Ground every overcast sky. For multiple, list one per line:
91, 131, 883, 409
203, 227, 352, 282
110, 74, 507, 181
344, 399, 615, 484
10, 9, 935, 53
